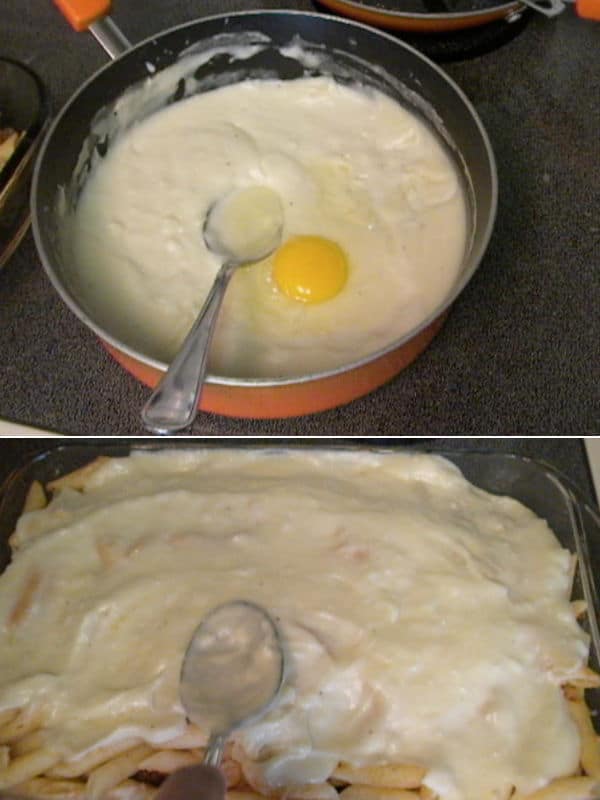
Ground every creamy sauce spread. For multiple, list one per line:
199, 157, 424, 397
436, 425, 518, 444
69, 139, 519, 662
0, 450, 588, 800
69, 77, 467, 377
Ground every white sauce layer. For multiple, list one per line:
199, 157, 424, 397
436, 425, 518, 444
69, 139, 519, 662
0, 450, 588, 800
70, 77, 467, 377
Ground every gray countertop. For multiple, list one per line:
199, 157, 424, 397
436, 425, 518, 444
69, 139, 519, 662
1, 1, 598, 435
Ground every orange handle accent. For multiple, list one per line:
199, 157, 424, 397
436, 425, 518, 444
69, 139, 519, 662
53, 0, 112, 31
576, 0, 600, 18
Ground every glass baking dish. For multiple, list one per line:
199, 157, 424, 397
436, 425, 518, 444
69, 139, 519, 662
2, 441, 600, 728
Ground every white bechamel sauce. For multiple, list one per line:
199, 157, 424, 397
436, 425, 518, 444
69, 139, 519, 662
69, 77, 467, 377
0, 450, 588, 800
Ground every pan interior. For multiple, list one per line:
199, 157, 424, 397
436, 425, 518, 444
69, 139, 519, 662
35, 14, 494, 382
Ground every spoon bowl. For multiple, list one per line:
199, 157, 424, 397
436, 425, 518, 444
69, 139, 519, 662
180, 599, 285, 763
204, 186, 284, 265
155, 601, 284, 800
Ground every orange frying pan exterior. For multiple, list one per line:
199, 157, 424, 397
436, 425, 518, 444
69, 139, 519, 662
105, 314, 447, 419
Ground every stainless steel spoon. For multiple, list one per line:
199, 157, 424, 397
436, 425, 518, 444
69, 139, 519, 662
141, 187, 283, 435
155, 600, 285, 800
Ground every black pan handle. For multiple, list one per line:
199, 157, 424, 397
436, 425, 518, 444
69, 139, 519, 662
53, 0, 131, 59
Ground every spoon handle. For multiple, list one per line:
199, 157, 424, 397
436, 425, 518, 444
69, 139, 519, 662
141, 261, 237, 434
204, 733, 227, 767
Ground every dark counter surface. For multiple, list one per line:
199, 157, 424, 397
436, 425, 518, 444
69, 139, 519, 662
1, 1, 598, 435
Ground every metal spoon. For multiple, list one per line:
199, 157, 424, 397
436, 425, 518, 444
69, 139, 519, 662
155, 600, 285, 800
141, 187, 283, 435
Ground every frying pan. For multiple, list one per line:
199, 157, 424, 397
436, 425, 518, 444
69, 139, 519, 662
316, 0, 565, 33
31, 5, 497, 419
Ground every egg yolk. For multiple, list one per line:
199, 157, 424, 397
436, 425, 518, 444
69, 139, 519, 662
273, 236, 348, 304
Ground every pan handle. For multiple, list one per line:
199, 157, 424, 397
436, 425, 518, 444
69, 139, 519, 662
52, 0, 131, 60
576, 0, 600, 18
517, 0, 565, 14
